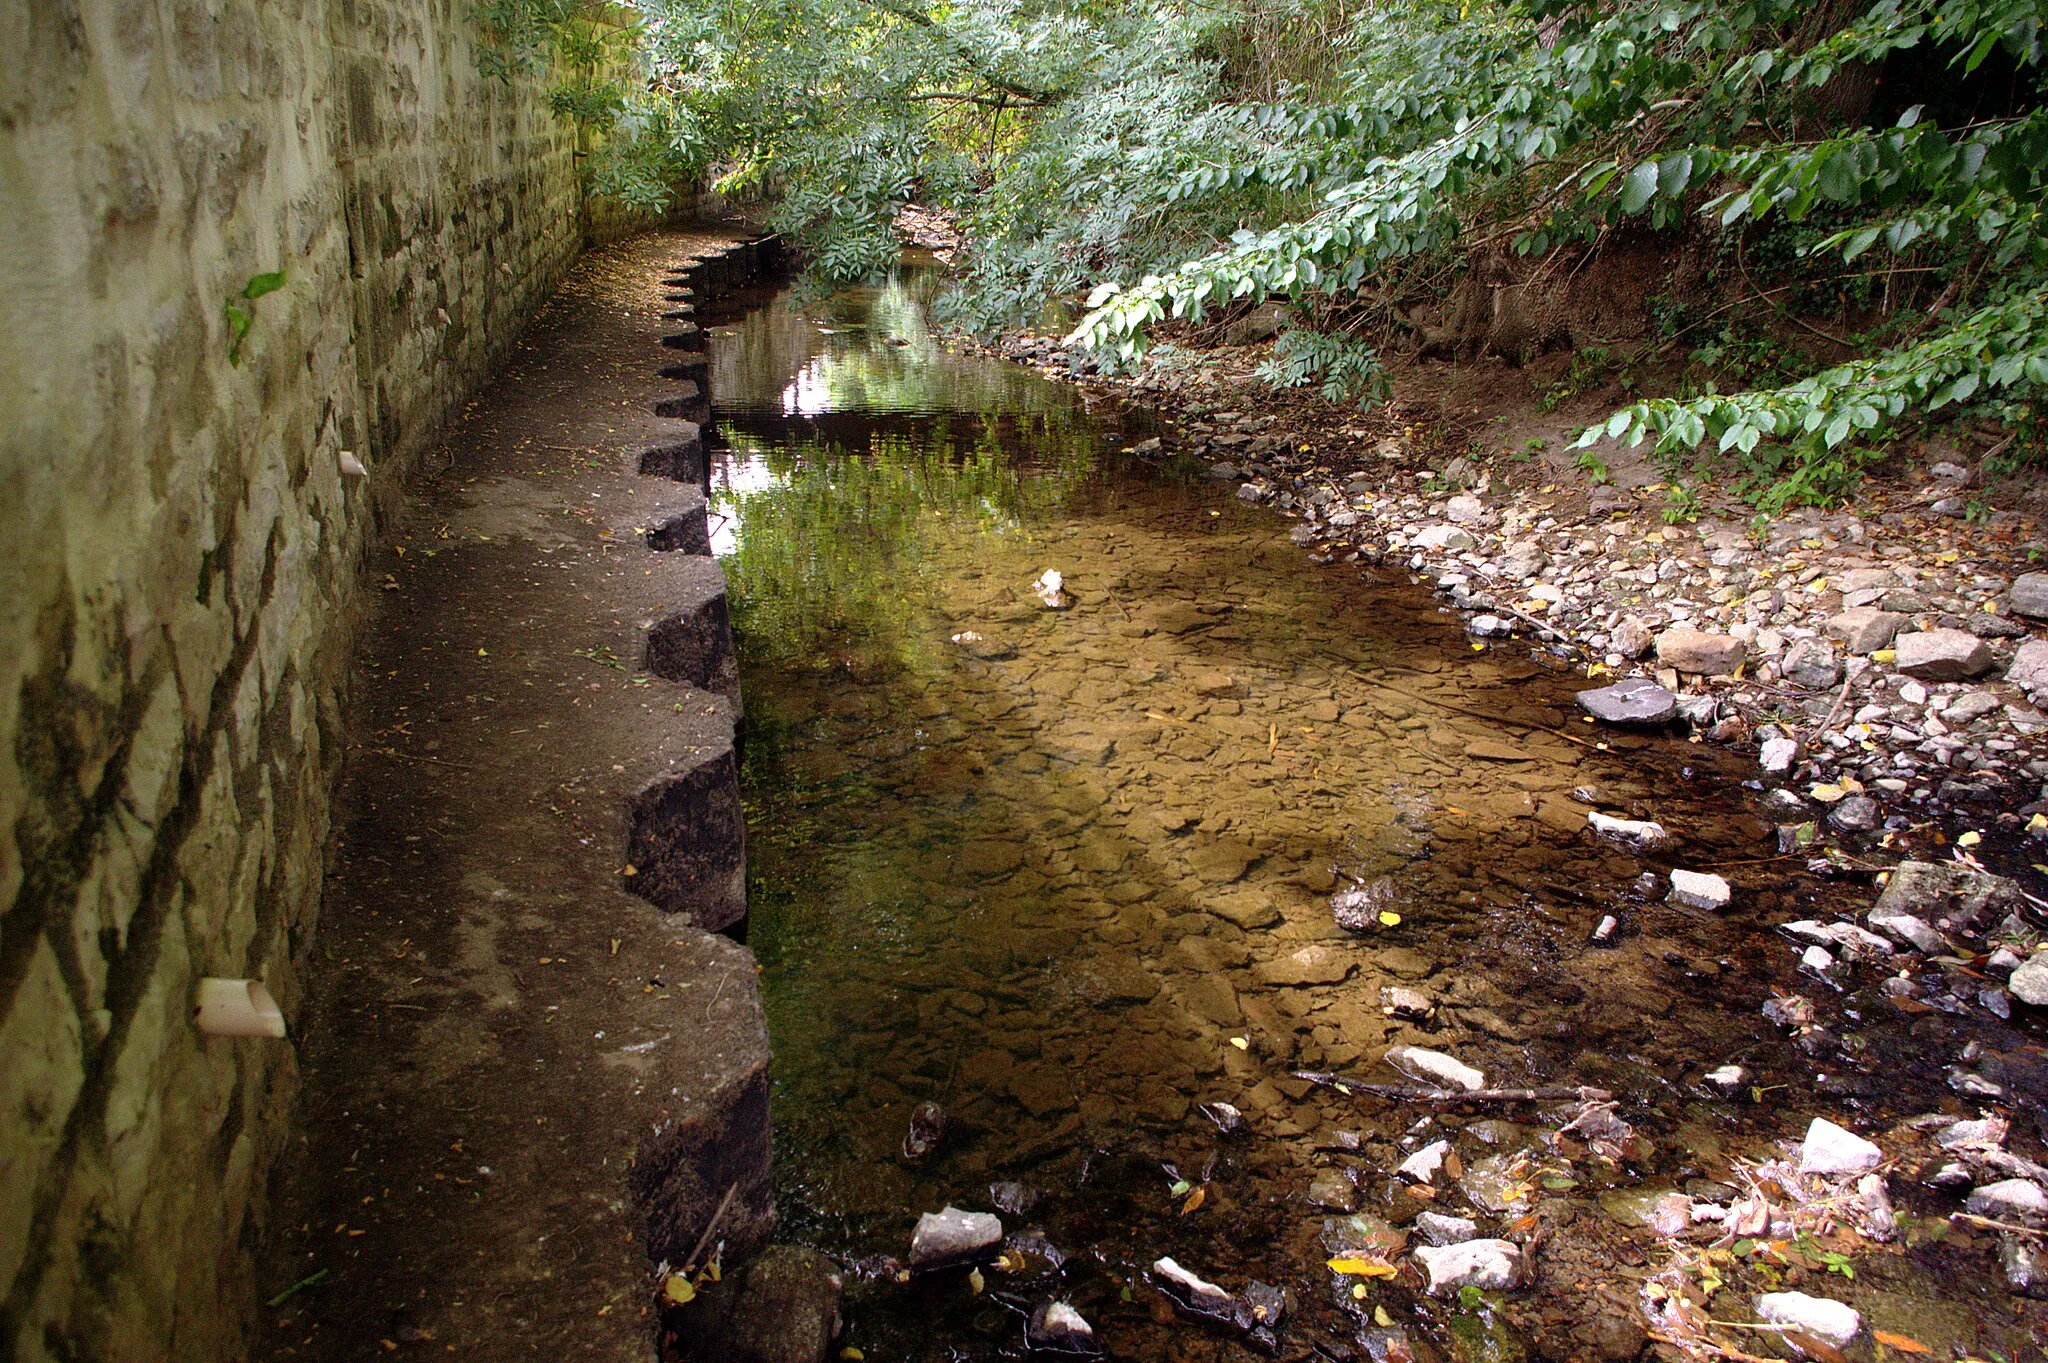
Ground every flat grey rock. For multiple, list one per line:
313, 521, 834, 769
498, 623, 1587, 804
1894, 628, 1995, 681
1575, 677, 1676, 725
2010, 571, 2048, 619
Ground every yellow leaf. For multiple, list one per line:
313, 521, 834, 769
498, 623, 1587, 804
2027, 814, 2047, 833
1872, 648, 1896, 663
1958, 830, 1982, 847
1378, 911, 1402, 927
1327, 1257, 1398, 1278
1352, 1282, 1370, 1299
1472, 642, 1486, 652
1873, 1330, 1930, 1354
1374, 1306, 1395, 1327
1937, 551, 1960, 564
1181, 1187, 1206, 1215
662, 1275, 696, 1305
1230, 1036, 1249, 1050
1809, 783, 1846, 803
968, 1268, 984, 1295
841, 1350, 866, 1361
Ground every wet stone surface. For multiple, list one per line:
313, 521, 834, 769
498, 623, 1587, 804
707, 264, 2047, 1362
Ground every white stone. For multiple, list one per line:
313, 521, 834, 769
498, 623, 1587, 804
1413, 525, 1477, 552
1385, 1045, 1485, 1092
1413, 1239, 1522, 1294
1797, 1117, 1883, 1177
1588, 811, 1672, 848
2009, 639, 2048, 697
1757, 1292, 1861, 1347
1667, 869, 1731, 911
1398, 1139, 1452, 1184
1759, 735, 1799, 774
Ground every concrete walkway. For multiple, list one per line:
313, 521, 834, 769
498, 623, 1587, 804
261, 231, 771, 1362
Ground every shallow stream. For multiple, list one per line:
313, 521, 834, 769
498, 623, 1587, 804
700, 262, 2025, 1361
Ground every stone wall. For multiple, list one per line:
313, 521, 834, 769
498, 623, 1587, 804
0, 0, 579, 1357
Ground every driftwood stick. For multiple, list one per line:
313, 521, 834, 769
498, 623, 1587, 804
1293, 1072, 1614, 1104
683, 1182, 739, 1273
1952, 1211, 2048, 1239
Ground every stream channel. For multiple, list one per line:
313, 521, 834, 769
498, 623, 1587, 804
694, 258, 2014, 1362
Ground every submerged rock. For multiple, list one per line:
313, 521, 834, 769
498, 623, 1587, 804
908, 1207, 1002, 1270
1413, 1239, 1523, 1294
1332, 877, 1403, 932
901, 1101, 949, 1163
1414, 1211, 1479, 1246
1386, 1045, 1485, 1091
1756, 1292, 1860, 1348
1588, 811, 1672, 850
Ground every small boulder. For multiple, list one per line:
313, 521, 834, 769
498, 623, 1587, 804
1398, 1140, 1453, 1185
1873, 860, 2023, 933
1413, 525, 1477, 552
2009, 638, 2048, 697
1758, 735, 1799, 774
1756, 1292, 1860, 1348
1869, 912, 1944, 953
1967, 1179, 2048, 1227
1827, 607, 1905, 654
2009, 571, 2048, 619
908, 1207, 1002, 1270
1308, 1169, 1359, 1211
1667, 870, 1731, 911
1656, 627, 1746, 675
1414, 1211, 1479, 1245
2010, 951, 2048, 1006
1413, 1239, 1523, 1294
1894, 628, 1995, 681
1610, 618, 1654, 659
1781, 638, 1842, 690
1798, 1117, 1882, 1177
1575, 677, 1677, 725
1445, 494, 1488, 525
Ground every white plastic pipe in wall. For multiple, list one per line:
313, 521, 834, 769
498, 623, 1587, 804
194, 978, 288, 1038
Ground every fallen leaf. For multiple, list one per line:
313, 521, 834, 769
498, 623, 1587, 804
1958, 830, 1982, 847
1181, 1187, 1206, 1215
1229, 1036, 1249, 1050
1378, 910, 1402, 927
1327, 1257, 1398, 1278
967, 1268, 984, 1295
1873, 1331, 1930, 1354
1373, 1305, 1395, 1327
662, 1275, 695, 1305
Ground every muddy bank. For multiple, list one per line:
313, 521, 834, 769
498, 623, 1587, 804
259, 231, 789, 1362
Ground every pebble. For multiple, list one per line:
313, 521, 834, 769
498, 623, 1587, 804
1413, 1239, 1523, 1294
1385, 1045, 1486, 1091
1667, 869, 1731, 911
1758, 735, 1799, 773
1026, 1302, 1102, 1356
1703, 1064, 1749, 1095
1798, 1117, 1883, 1177
1756, 1292, 1861, 1347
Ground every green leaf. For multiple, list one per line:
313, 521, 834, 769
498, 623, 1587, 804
1619, 161, 1659, 214
241, 270, 287, 300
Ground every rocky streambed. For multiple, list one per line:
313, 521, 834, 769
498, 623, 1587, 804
685, 267, 2048, 1363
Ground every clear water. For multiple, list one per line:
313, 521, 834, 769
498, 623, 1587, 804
702, 262, 2019, 1363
